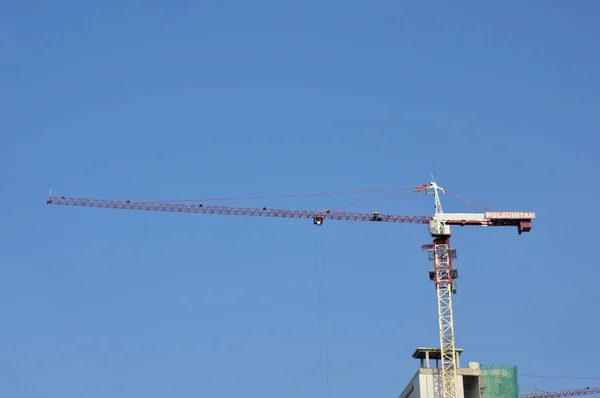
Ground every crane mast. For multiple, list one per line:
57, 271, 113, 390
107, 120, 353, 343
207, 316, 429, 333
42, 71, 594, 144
420, 181, 459, 398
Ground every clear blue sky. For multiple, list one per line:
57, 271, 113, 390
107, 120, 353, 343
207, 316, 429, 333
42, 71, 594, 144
1, 1, 598, 397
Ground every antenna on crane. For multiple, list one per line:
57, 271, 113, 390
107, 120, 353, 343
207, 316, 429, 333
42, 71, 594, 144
422, 175, 450, 237
426, 175, 447, 216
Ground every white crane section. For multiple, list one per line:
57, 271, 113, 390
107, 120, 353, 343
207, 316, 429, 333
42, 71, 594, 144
419, 179, 535, 398
434, 213, 486, 222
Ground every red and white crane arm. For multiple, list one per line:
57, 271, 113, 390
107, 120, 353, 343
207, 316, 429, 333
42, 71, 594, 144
522, 386, 600, 398
46, 195, 535, 233
46, 196, 430, 224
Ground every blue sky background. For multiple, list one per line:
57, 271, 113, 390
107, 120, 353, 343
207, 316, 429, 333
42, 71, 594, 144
1, 1, 599, 397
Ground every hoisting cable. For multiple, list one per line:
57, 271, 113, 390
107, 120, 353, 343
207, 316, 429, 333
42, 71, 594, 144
321, 190, 417, 213
315, 236, 324, 398
519, 385, 552, 394
519, 375, 600, 380
443, 189, 492, 212
315, 226, 330, 398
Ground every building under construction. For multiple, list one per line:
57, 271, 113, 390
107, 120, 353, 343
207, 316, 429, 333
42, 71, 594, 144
399, 348, 519, 398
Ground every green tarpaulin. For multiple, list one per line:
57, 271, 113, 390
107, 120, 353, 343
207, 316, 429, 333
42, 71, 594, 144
481, 365, 519, 398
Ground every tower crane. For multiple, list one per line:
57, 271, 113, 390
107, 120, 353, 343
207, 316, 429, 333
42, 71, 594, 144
522, 386, 600, 398
46, 179, 535, 398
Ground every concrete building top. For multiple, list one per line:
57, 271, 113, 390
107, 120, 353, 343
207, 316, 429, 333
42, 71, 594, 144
417, 367, 481, 377
412, 347, 464, 361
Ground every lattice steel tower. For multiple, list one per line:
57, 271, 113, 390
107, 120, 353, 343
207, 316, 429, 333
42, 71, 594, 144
422, 179, 459, 398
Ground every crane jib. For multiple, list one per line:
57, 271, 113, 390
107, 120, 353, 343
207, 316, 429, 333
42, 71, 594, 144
46, 197, 534, 232
46, 196, 431, 224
